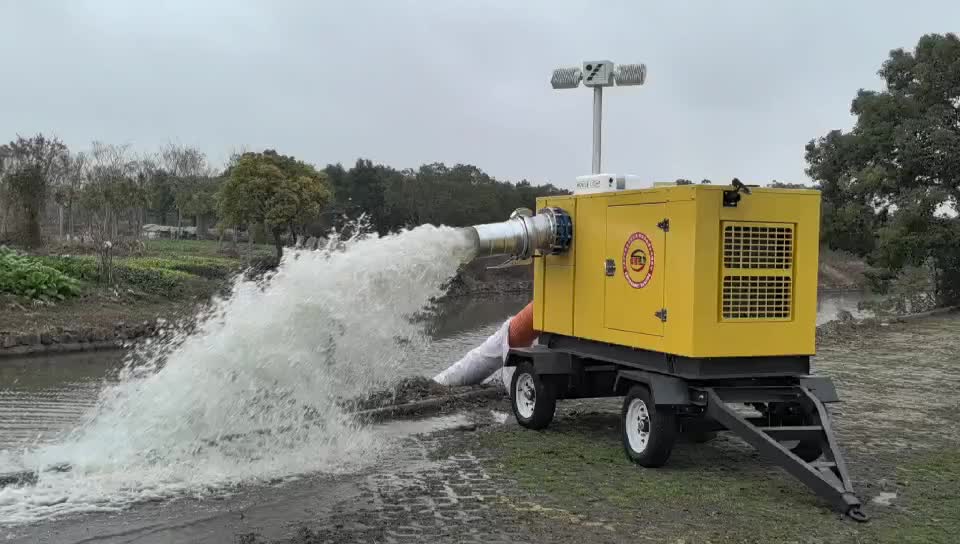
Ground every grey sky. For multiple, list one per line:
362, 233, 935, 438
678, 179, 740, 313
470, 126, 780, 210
2, 1, 958, 189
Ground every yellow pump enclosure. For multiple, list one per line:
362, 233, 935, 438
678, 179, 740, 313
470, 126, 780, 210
531, 184, 821, 358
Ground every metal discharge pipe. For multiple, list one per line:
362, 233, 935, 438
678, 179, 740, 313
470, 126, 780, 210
463, 207, 573, 260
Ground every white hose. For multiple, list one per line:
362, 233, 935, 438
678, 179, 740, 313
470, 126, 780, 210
432, 319, 514, 390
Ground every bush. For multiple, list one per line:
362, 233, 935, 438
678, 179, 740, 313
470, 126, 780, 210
37, 254, 204, 297
0, 248, 81, 301
860, 264, 938, 316
115, 262, 195, 296
36, 255, 99, 281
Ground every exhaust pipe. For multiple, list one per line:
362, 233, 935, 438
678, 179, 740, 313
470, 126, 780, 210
463, 207, 573, 260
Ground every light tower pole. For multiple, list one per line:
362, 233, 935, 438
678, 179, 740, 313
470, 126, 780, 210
551, 61, 647, 174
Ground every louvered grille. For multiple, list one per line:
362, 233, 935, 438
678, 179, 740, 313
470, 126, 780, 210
721, 222, 795, 321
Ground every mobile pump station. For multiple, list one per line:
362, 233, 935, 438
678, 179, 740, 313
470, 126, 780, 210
459, 60, 868, 521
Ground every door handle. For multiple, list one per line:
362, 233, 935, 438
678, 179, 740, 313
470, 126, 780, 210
605, 258, 616, 276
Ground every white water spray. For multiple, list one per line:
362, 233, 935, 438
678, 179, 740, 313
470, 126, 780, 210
0, 224, 476, 525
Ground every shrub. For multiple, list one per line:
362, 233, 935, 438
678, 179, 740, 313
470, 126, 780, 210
36, 255, 99, 281
115, 262, 194, 296
0, 248, 81, 301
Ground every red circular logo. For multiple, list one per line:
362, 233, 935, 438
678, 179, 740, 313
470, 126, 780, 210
622, 232, 655, 289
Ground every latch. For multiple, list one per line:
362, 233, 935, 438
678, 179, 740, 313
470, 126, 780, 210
654, 308, 668, 322
604, 258, 616, 276
657, 218, 670, 232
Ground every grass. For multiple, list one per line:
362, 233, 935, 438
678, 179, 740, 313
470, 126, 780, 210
144, 239, 275, 259
478, 416, 960, 543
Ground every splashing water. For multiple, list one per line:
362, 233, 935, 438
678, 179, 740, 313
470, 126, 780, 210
0, 224, 476, 525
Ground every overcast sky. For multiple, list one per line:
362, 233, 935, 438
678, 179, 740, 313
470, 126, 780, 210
2, 1, 958, 189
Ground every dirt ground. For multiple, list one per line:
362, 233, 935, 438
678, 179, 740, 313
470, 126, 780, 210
242, 313, 959, 544
0, 291, 197, 336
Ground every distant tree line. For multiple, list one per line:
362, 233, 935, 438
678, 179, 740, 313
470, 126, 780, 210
0, 140, 568, 262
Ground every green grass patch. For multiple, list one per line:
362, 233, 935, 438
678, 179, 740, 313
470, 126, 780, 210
123, 256, 240, 279
144, 239, 274, 259
478, 421, 960, 543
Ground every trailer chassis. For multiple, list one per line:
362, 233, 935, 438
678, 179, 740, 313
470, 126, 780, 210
506, 333, 868, 522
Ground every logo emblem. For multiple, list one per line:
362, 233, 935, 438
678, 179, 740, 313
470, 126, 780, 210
629, 249, 647, 272
622, 232, 655, 289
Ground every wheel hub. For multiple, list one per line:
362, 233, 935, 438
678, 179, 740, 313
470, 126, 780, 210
626, 398, 651, 453
515, 374, 537, 419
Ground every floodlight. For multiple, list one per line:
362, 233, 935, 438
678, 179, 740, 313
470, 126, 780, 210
615, 63, 647, 86
550, 60, 648, 174
551, 67, 582, 89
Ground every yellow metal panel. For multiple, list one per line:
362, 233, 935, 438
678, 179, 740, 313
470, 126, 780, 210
543, 266, 574, 334
603, 203, 667, 337
532, 255, 545, 331
659, 200, 698, 354
572, 197, 607, 340
537, 196, 576, 336
688, 188, 820, 357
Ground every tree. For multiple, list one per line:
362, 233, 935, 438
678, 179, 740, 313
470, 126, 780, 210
160, 143, 210, 238
805, 33, 960, 303
81, 142, 135, 283
342, 159, 388, 232
53, 152, 88, 240
218, 150, 332, 259
768, 181, 808, 189
0, 134, 69, 247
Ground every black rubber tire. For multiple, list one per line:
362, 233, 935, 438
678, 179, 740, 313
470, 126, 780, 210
621, 385, 677, 467
791, 439, 823, 462
510, 362, 556, 430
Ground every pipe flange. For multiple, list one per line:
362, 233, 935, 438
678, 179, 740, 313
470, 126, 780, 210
539, 207, 573, 255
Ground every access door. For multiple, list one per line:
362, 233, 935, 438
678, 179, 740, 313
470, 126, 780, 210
603, 203, 667, 336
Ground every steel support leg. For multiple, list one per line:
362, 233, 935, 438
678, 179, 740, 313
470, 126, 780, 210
704, 388, 868, 521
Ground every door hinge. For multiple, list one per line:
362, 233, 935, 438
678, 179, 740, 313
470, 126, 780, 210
655, 308, 668, 322
657, 218, 670, 232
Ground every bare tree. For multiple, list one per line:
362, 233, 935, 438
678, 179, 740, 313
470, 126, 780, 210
53, 152, 87, 241
82, 142, 133, 283
129, 152, 159, 240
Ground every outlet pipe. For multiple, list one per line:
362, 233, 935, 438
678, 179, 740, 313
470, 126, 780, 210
463, 207, 573, 260
435, 208, 571, 388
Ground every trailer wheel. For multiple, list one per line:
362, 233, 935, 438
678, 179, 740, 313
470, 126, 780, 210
510, 362, 556, 430
621, 385, 677, 467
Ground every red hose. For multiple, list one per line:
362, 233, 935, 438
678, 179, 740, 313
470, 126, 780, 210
508, 302, 538, 348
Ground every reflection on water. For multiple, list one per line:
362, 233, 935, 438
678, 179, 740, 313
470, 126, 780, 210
0, 351, 125, 452
0, 290, 865, 454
